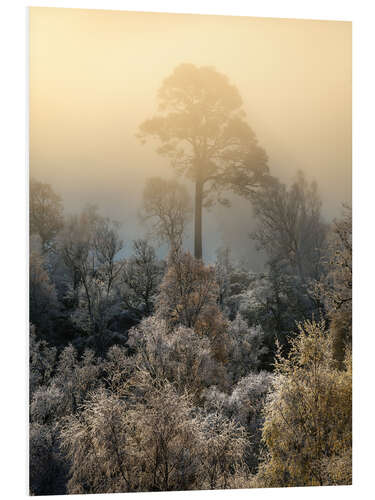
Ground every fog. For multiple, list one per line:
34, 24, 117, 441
29, 7, 351, 265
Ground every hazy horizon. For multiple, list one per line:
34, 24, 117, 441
29, 7, 351, 265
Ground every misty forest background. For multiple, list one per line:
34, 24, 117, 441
29, 9, 352, 495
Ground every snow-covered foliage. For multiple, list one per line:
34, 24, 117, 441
60, 376, 249, 494
203, 370, 273, 471
53, 345, 103, 414
128, 316, 228, 397
29, 179, 351, 493
227, 313, 268, 382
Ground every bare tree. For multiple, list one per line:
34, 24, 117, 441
251, 171, 327, 283
141, 176, 192, 251
93, 218, 124, 294
59, 206, 124, 341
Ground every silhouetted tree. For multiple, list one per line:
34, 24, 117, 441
138, 63, 269, 259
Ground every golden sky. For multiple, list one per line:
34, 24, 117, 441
29, 7, 351, 258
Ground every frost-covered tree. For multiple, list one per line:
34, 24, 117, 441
321, 205, 352, 313
231, 268, 313, 367
92, 217, 124, 294
60, 381, 203, 493
102, 344, 135, 396
29, 422, 66, 495
69, 276, 122, 350
314, 205, 352, 366
128, 316, 228, 398
59, 207, 124, 348
157, 251, 218, 328
60, 388, 135, 494
59, 205, 99, 302
60, 374, 250, 494
213, 249, 254, 319
29, 344, 104, 495
227, 313, 268, 382
125, 380, 204, 492
199, 411, 247, 490
53, 345, 103, 414
120, 239, 164, 318
29, 325, 57, 397
203, 371, 273, 472
255, 320, 352, 487
30, 384, 65, 426
157, 250, 230, 363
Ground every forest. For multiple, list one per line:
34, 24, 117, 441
29, 64, 352, 495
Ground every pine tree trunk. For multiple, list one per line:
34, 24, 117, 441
194, 180, 203, 260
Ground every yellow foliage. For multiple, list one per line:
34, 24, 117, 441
255, 320, 351, 487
